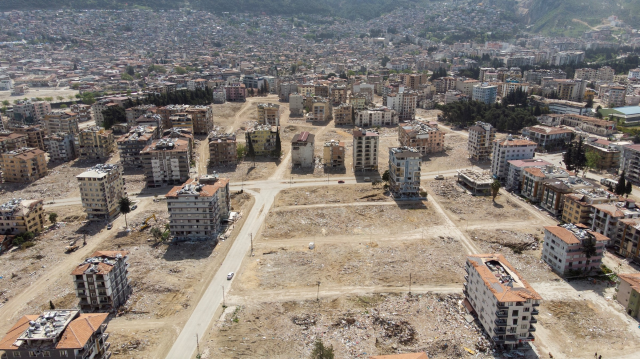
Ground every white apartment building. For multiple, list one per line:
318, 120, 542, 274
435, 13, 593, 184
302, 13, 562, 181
45, 132, 76, 162
629, 69, 640, 80
464, 254, 541, 349
388, 147, 421, 197
289, 93, 304, 117
353, 128, 379, 172
141, 138, 191, 187
43, 110, 80, 135
354, 107, 398, 127
386, 89, 417, 121
468, 121, 496, 161
542, 224, 608, 275
71, 250, 131, 311
505, 159, 552, 192
472, 84, 497, 104
291, 131, 315, 168
77, 164, 124, 221
491, 136, 537, 180
591, 201, 640, 247
166, 177, 230, 241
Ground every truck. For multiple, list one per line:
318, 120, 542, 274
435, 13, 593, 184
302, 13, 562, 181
435, 175, 445, 180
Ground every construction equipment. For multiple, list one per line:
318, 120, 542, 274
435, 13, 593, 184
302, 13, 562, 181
139, 214, 157, 231
65, 240, 79, 253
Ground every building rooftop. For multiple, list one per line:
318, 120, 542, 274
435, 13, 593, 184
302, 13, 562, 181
457, 169, 493, 184
390, 146, 421, 157
143, 138, 189, 152
76, 164, 121, 179
324, 140, 344, 147
524, 125, 573, 135
166, 177, 230, 198
508, 159, 552, 168
71, 250, 128, 276
618, 273, 640, 292
3, 147, 46, 159
468, 254, 542, 302
292, 131, 314, 144
0, 199, 41, 215
353, 128, 379, 137
544, 223, 608, 245
494, 135, 536, 147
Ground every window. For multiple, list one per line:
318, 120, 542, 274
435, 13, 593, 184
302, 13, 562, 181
43, 352, 50, 357
12, 353, 20, 358
512, 319, 518, 325
521, 324, 528, 329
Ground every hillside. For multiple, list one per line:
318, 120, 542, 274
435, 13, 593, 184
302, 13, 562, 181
4, 0, 429, 20
518, 0, 640, 36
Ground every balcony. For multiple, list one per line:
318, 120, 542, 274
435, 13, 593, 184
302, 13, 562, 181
494, 319, 507, 327
530, 317, 538, 324
531, 309, 539, 315
493, 327, 506, 334
497, 302, 508, 310
492, 336, 505, 343
495, 310, 508, 318
529, 326, 537, 332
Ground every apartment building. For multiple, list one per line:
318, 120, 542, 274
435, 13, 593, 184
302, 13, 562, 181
597, 66, 615, 82
355, 107, 398, 127
542, 224, 608, 275
538, 114, 616, 137
0, 131, 27, 154
464, 254, 540, 349
157, 105, 190, 129
331, 85, 347, 104
116, 126, 158, 168
348, 94, 367, 111
308, 99, 332, 122
43, 110, 79, 135
91, 99, 116, 128
71, 250, 131, 311
591, 201, 640, 246
388, 147, 421, 197
77, 164, 124, 221
141, 138, 191, 187
166, 177, 230, 241
468, 121, 496, 161
386, 90, 418, 121
472, 84, 497, 104
208, 133, 237, 166
291, 131, 315, 168
45, 133, 76, 162
574, 68, 597, 81
323, 140, 345, 168
491, 136, 537, 180
404, 73, 426, 90
289, 94, 304, 117
70, 103, 92, 122
333, 104, 353, 126
617, 273, 640, 320
353, 128, 379, 172
505, 159, 552, 192
279, 82, 298, 102
78, 127, 115, 160
615, 218, 640, 261
125, 104, 157, 125
0, 199, 44, 235
12, 100, 51, 123
297, 84, 315, 97
602, 86, 627, 107
621, 144, 640, 185
257, 103, 281, 126
10, 125, 46, 151
185, 106, 213, 135
584, 139, 620, 170
521, 125, 573, 150
0, 147, 48, 183
562, 189, 617, 225
0, 310, 110, 359
225, 83, 247, 102
245, 125, 279, 156
169, 113, 194, 134
398, 121, 444, 155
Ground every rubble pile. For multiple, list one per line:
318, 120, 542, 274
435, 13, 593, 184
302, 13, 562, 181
212, 293, 497, 359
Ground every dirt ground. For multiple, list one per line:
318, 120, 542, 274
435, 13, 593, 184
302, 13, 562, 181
261, 202, 442, 240
0, 160, 87, 202
426, 179, 532, 224
202, 293, 497, 359
0, 88, 79, 104
234, 237, 468, 293
274, 184, 390, 206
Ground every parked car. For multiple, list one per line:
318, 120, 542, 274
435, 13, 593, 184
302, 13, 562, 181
363, 177, 371, 182
338, 180, 345, 184
107, 223, 113, 230
435, 175, 444, 180
227, 272, 234, 280
131, 204, 138, 210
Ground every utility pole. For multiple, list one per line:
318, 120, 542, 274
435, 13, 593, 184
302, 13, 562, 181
409, 273, 412, 295
221, 285, 225, 307
316, 281, 321, 301
196, 333, 200, 358
250, 232, 253, 256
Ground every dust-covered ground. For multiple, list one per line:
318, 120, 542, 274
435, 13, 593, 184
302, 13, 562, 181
275, 184, 390, 207
235, 237, 468, 293
261, 202, 442, 240
202, 293, 498, 359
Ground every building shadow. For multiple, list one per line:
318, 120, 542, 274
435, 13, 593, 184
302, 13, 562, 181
122, 167, 145, 176
395, 200, 428, 210
565, 276, 615, 297
323, 166, 347, 175
74, 221, 107, 237
162, 240, 216, 261
70, 159, 104, 168
492, 201, 504, 208
291, 166, 315, 175
210, 164, 238, 173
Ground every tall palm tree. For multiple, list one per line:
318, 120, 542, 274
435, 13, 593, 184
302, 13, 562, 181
118, 197, 132, 228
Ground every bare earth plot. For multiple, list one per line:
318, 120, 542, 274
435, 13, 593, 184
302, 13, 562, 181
201, 293, 496, 359
0, 88, 79, 104
261, 202, 442, 240
274, 184, 391, 207
0, 161, 87, 202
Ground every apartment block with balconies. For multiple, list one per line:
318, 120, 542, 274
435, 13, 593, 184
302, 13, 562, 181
468, 121, 496, 161
323, 140, 345, 168
71, 250, 131, 311
0, 147, 48, 183
389, 147, 421, 197
464, 254, 541, 350
208, 133, 237, 166
542, 224, 608, 275
78, 127, 115, 160
353, 128, 379, 172
77, 164, 124, 221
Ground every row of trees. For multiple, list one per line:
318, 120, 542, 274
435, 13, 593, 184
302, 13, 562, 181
436, 100, 539, 132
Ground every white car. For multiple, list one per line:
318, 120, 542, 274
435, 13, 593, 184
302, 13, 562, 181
227, 272, 234, 280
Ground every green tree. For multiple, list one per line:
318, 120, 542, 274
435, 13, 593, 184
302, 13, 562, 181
48, 213, 58, 224
581, 234, 597, 261
585, 97, 594, 108
126, 65, 135, 76
571, 137, 587, 176
150, 227, 163, 242
236, 143, 247, 160
2, 100, 9, 106
382, 170, 390, 183
310, 339, 334, 359
44, 97, 53, 102
615, 171, 627, 196
174, 66, 187, 75
585, 149, 601, 171
245, 133, 256, 166
491, 180, 501, 202
57, 96, 64, 101
625, 181, 633, 198
118, 197, 132, 228
102, 106, 126, 130
121, 73, 134, 81
49, 300, 55, 310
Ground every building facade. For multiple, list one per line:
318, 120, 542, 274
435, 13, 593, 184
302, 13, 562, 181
78, 127, 115, 160
77, 164, 125, 221
208, 133, 237, 167
491, 136, 537, 180
0, 199, 45, 235
291, 132, 315, 168
245, 125, 279, 156
468, 122, 496, 161
71, 250, 131, 311
542, 224, 608, 275
389, 147, 421, 197
398, 122, 444, 155
323, 140, 345, 168
141, 138, 191, 187
0, 147, 48, 183
45, 133, 76, 162
353, 128, 379, 172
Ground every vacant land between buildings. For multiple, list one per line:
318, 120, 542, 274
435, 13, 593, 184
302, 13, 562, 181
275, 184, 391, 206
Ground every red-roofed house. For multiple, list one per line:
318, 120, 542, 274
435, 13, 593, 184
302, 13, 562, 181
617, 273, 640, 319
